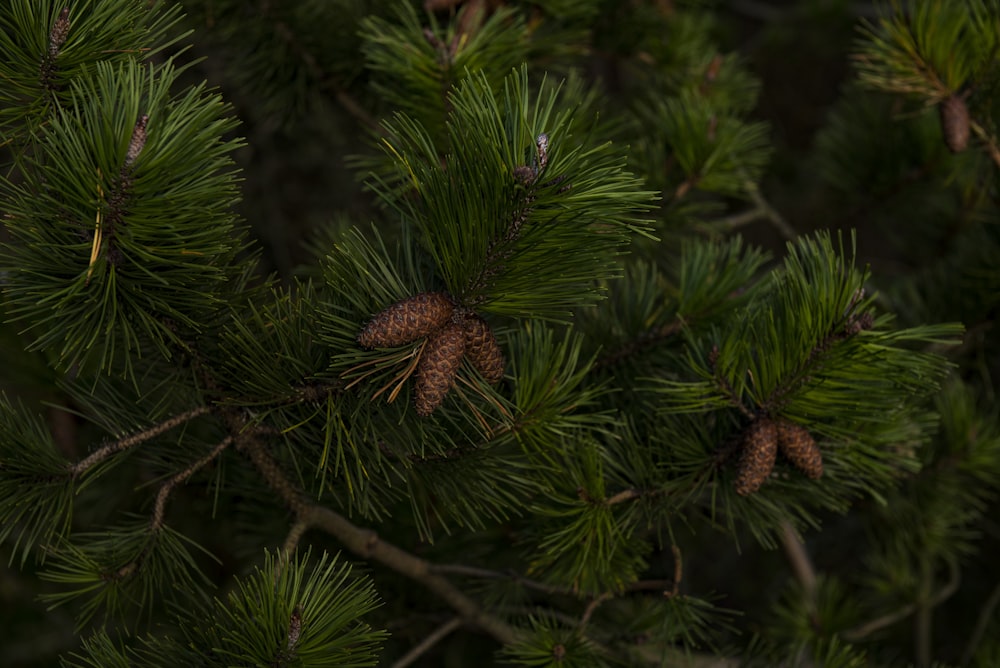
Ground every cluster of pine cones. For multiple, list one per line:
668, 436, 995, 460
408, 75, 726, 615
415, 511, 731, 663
734, 417, 823, 496
357, 292, 504, 416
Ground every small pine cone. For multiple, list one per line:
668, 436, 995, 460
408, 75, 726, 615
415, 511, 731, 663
776, 420, 823, 479
463, 314, 504, 384
940, 95, 970, 153
357, 292, 454, 349
734, 418, 778, 496
414, 322, 466, 416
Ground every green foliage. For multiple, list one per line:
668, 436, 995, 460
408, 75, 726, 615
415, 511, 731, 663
178, 0, 385, 123
855, 0, 1000, 99
62, 550, 386, 667
371, 66, 655, 319
180, 549, 385, 667
0, 395, 74, 565
633, 89, 772, 198
361, 3, 531, 143
0, 0, 185, 147
39, 521, 213, 629
2, 58, 246, 376
0, 1, 998, 666
502, 615, 609, 667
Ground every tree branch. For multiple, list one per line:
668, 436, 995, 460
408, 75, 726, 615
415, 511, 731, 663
780, 520, 817, 613
391, 617, 463, 668
69, 406, 212, 477
151, 437, 232, 533
842, 559, 960, 642
961, 576, 1000, 666
238, 433, 520, 646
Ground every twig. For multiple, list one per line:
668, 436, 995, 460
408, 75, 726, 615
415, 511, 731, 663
69, 405, 212, 476
960, 577, 1000, 666
669, 544, 683, 597
239, 435, 519, 645
743, 178, 796, 241
282, 519, 309, 555
151, 436, 232, 532
842, 559, 960, 641
780, 520, 817, 612
915, 558, 933, 668
391, 617, 463, 668
579, 591, 612, 628
606, 488, 642, 505
970, 120, 1000, 170
430, 563, 571, 596
700, 206, 769, 234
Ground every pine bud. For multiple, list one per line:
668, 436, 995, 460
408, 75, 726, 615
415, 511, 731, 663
776, 420, 823, 479
535, 133, 549, 173
49, 8, 70, 58
124, 114, 148, 169
357, 292, 454, 349
734, 418, 778, 496
414, 322, 466, 416
939, 95, 970, 153
463, 314, 504, 383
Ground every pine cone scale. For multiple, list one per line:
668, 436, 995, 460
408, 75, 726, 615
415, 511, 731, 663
358, 292, 454, 348
414, 322, 466, 416
735, 418, 778, 496
776, 420, 823, 479
463, 314, 504, 384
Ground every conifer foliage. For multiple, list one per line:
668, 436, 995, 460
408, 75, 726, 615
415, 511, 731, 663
1, 1, 999, 666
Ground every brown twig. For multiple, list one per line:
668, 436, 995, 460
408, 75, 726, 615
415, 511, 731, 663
430, 563, 573, 596
961, 576, 1000, 666
842, 559, 960, 642
605, 488, 642, 505
69, 406, 213, 476
239, 435, 519, 645
151, 436, 233, 533
579, 591, 612, 628
281, 519, 309, 556
742, 177, 796, 241
780, 520, 818, 616
391, 617, 464, 668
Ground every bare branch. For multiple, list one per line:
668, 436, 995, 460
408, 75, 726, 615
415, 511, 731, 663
391, 617, 463, 668
69, 406, 213, 477
151, 437, 232, 533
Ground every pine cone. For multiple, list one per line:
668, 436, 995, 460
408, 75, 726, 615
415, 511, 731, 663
776, 420, 823, 479
734, 418, 778, 496
940, 95, 970, 153
357, 292, 454, 349
463, 314, 504, 384
414, 322, 466, 416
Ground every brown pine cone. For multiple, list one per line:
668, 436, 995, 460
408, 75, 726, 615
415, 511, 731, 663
414, 322, 466, 416
734, 418, 778, 496
357, 292, 454, 349
776, 420, 823, 479
940, 95, 970, 153
463, 314, 504, 384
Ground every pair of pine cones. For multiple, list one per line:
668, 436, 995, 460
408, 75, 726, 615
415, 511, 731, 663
357, 292, 504, 416
735, 417, 823, 496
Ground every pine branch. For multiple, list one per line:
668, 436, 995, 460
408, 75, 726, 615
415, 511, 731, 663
237, 432, 520, 645
69, 406, 212, 477
390, 617, 463, 668
150, 436, 232, 534
841, 559, 960, 642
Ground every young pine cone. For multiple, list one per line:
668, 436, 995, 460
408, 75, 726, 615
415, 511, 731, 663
414, 322, 466, 416
776, 420, 823, 479
357, 292, 454, 349
463, 314, 504, 384
734, 418, 778, 496
939, 95, 970, 153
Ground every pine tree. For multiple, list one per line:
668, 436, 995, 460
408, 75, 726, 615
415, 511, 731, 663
1, 1, 999, 666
